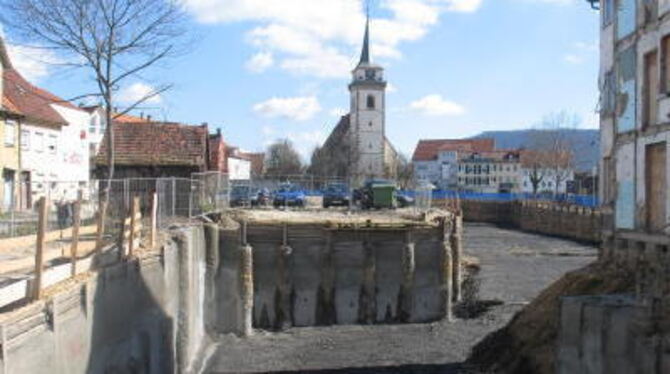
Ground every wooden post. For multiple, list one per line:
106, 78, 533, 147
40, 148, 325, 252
70, 190, 82, 277
32, 196, 48, 300
150, 191, 158, 248
94, 194, 108, 254
128, 196, 140, 258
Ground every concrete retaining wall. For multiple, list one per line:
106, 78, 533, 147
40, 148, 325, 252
0, 224, 209, 374
557, 295, 670, 374
460, 201, 601, 243
214, 215, 460, 333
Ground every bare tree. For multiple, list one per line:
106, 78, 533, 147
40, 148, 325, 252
1, 0, 188, 187
394, 153, 414, 189
265, 139, 303, 178
525, 111, 578, 196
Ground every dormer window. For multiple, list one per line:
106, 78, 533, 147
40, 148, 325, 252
367, 95, 375, 109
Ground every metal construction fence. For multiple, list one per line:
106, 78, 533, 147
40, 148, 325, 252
0, 177, 204, 241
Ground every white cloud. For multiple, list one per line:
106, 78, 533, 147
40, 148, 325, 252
563, 54, 583, 65
329, 107, 348, 117
387, 82, 398, 93
410, 94, 465, 116
117, 83, 163, 104
5, 44, 62, 83
183, 0, 483, 78
245, 51, 274, 73
253, 96, 321, 121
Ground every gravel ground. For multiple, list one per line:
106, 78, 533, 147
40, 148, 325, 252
204, 223, 597, 374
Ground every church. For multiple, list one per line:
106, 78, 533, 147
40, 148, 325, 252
313, 16, 398, 183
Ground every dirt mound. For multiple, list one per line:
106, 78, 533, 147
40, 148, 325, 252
466, 260, 634, 374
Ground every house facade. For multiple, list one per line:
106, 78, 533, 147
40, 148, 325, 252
0, 41, 23, 212
208, 129, 252, 180
457, 150, 523, 193
598, 0, 670, 235
412, 138, 495, 189
1, 37, 90, 208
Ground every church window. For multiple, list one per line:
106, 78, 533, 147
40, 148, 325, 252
367, 95, 375, 109
369, 121, 372, 127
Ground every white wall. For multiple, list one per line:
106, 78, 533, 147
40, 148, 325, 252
53, 104, 90, 184
228, 157, 251, 181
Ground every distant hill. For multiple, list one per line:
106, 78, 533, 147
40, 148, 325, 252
471, 129, 600, 173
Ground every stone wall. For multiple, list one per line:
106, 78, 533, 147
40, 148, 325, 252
458, 200, 601, 243
213, 213, 462, 334
0, 224, 210, 374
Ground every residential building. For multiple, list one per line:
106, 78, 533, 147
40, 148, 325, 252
0, 41, 23, 212
1, 37, 90, 208
83, 105, 154, 156
598, 0, 669, 235
457, 150, 523, 193
95, 121, 209, 179
316, 15, 398, 182
412, 138, 495, 189
208, 129, 252, 180
237, 151, 265, 177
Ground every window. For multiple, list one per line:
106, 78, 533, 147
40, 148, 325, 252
662, 35, 670, 94
21, 130, 29, 150
47, 135, 57, 154
643, 49, 659, 129
4, 120, 16, 146
369, 121, 372, 127
366, 95, 375, 109
601, 0, 615, 27
35, 132, 44, 152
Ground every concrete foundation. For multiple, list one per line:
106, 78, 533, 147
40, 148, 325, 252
0, 224, 209, 374
213, 210, 460, 332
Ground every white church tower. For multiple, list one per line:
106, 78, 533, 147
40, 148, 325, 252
349, 15, 387, 179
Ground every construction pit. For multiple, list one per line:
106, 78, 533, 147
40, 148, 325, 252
0, 209, 597, 373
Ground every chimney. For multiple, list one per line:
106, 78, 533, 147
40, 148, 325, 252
217, 128, 221, 137
147, 115, 152, 122
140, 112, 144, 119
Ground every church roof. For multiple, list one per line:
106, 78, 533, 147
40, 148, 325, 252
358, 17, 370, 65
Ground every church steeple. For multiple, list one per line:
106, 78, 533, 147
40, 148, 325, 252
359, 14, 370, 65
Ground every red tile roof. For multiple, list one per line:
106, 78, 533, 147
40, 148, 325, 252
114, 112, 151, 124
2, 69, 72, 126
95, 121, 209, 168
2, 94, 22, 116
412, 138, 495, 161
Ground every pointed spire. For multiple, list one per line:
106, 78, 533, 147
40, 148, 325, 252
359, 5, 370, 65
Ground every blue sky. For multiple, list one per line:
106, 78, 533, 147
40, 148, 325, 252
5, 0, 599, 160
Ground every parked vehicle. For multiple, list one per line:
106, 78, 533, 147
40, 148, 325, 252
230, 185, 252, 207
273, 184, 306, 208
355, 179, 397, 209
251, 188, 272, 207
322, 183, 350, 208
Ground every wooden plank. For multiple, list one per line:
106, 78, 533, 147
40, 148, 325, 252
128, 196, 140, 257
94, 197, 108, 254
70, 190, 82, 277
32, 197, 48, 301
150, 191, 157, 248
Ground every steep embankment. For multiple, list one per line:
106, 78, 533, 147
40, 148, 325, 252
467, 261, 634, 374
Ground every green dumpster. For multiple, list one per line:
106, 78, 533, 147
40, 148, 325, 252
372, 183, 396, 208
